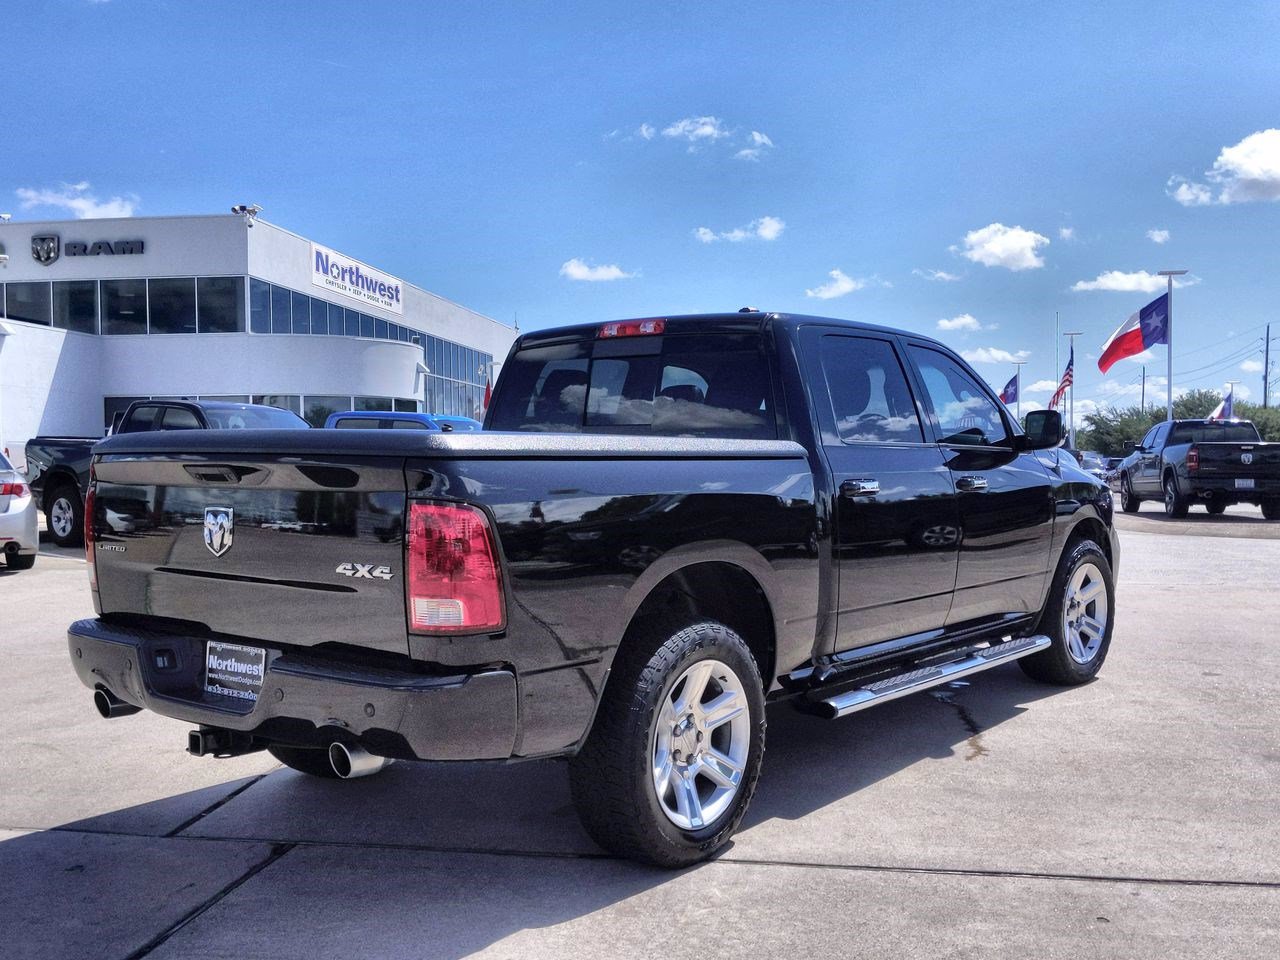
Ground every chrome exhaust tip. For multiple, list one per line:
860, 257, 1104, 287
94, 688, 141, 719
327, 741, 388, 779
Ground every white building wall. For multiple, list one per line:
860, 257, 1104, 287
0, 323, 102, 465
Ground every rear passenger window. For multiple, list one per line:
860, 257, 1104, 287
120, 405, 162, 433
160, 407, 202, 430
819, 336, 923, 443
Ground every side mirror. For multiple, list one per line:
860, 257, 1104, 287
1022, 409, 1065, 451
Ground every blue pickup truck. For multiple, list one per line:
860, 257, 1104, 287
323, 411, 482, 432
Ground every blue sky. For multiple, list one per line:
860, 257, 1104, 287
6, 0, 1280, 419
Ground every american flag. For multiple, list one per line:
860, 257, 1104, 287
1049, 346, 1074, 410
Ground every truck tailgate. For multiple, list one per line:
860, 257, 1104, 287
1192, 442, 1280, 483
91, 452, 409, 654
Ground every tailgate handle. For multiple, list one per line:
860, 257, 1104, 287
184, 465, 248, 484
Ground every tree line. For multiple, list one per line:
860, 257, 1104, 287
1069, 388, 1280, 455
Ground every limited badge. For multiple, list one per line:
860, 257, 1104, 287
204, 506, 234, 557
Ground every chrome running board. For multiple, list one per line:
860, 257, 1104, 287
814, 635, 1051, 719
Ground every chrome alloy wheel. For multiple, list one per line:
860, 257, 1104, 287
50, 497, 76, 539
650, 658, 750, 831
1062, 561, 1109, 664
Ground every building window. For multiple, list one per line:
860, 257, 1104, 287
291, 291, 310, 334
345, 308, 360, 337
328, 302, 345, 336
252, 394, 302, 415
303, 395, 352, 428
270, 285, 291, 334
250, 278, 271, 333
201, 395, 251, 402
359, 314, 375, 339
310, 298, 328, 335
198, 277, 245, 333
148, 278, 197, 334
102, 279, 148, 335
394, 398, 418, 412
5, 281, 52, 326
376, 317, 389, 340
355, 396, 393, 411
53, 280, 98, 334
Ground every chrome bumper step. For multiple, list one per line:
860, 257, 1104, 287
814, 634, 1051, 719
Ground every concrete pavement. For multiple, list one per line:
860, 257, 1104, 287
1, 528, 1277, 958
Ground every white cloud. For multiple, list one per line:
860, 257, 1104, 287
912, 268, 961, 282
1167, 176, 1213, 207
662, 116, 729, 142
1124, 350, 1156, 365
936, 314, 989, 333
1168, 129, 1280, 205
1241, 358, 1265, 373
1071, 270, 1197, 292
16, 181, 138, 219
960, 347, 1031, 364
1146, 228, 1170, 244
804, 269, 865, 300
559, 258, 636, 282
954, 222, 1049, 271
1024, 379, 1059, 393
637, 123, 656, 140
694, 215, 785, 243
748, 131, 773, 148
735, 130, 775, 161
1058, 227, 1075, 241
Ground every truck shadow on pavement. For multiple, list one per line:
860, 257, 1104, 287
4, 665, 1065, 960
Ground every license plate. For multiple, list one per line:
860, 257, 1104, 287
204, 640, 266, 702
1235, 478, 1255, 490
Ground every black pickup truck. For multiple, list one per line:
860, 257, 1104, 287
1116, 418, 1280, 518
68, 312, 1118, 866
25, 400, 308, 546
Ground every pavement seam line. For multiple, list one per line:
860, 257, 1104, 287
33, 825, 1277, 892
121, 841, 296, 960
163, 774, 269, 838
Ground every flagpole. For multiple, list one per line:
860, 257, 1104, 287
1158, 269, 1188, 422
1013, 360, 1027, 422
1063, 332, 1082, 448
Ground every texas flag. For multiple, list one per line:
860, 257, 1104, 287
1208, 385, 1234, 421
999, 374, 1018, 405
1098, 293, 1169, 374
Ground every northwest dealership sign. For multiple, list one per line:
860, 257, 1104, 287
31, 234, 145, 265
311, 242, 403, 314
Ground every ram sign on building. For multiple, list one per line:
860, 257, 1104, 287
0, 213, 516, 461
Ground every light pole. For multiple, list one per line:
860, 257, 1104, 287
1157, 269, 1188, 422
1064, 331, 1082, 448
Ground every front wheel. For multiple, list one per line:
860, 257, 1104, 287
570, 621, 765, 868
1021, 539, 1115, 686
1164, 476, 1189, 519
1120, 474, 1140, 513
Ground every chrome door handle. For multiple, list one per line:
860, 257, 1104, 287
956, 476, 989, 492
840, 479, 880, 498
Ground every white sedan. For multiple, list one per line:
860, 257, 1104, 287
1, 451, 38, 571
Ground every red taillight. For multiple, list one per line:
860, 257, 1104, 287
406, 501, 504, 634
1187, 447, 1199, 472
85, 484, 97, 590
0, 482, 27, 496
598, 318, 665, 338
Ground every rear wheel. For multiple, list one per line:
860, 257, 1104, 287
570, 620, 765, 868
1120, 474, 1140, 513
1163, 475, 1189, 519
1205, 500, 1227, 516
1263, 498, 1280, 521
267, 743, 341, 778
45, 485, 84, 547
1021, 539, 1115, 686
5, 552, 36, 571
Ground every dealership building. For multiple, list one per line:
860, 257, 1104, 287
0, 212, 517, 460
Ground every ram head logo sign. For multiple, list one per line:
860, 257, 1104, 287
203, 507, 234, 558
31, 235, 60, 266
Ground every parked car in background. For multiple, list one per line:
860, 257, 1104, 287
69, 310, 1118, 867
1079, 451, 1108, 481
0, 450, 38, 570
326, 411, 442, 431
428, 414, 483, 432
1116, 418, 1280, 518
25, 399, 308, 547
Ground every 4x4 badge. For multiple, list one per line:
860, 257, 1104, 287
204, 506, 234, 557
335, 562, 394, 580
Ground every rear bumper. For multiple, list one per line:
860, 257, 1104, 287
0, 498, 39, 554
1184, 477, 1280, 500
67, 618, 518, 761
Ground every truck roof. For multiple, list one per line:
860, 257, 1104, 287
514, 312, 920, 348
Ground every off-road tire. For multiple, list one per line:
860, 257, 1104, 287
569, 620, 766, 868
1164, 475, 1189, 519
267, 743, 342, 778
1120, 474, 1140, 513
1020, 539, 1115, 686
45, 483, 84, 547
